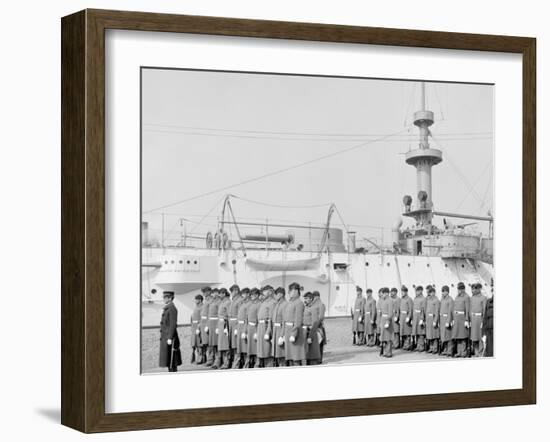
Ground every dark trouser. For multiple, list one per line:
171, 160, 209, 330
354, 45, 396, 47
485, 331, 493, 357
274, 357, 286, 367
286, 360, 302, 366
415, 335, 426, 351
471, 340, 482, 357
168, 367, 178, 372
380, 341, 393, 357
393, 332, 400, 349
232, 352, 246, 369
428, 339, 439, 353
401, 335, 412, 350
306, 359, 321, 365
257, 357, 273, 368
244, 354, 257, 368
206, 346, 217, 366
455, 339, 468, 357
441, 341, 452, 356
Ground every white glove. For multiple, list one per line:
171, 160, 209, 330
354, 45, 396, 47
264, 333, 270, 341
195, 329, 200, 335
406, 317, 410, 323
277, 336, 285, 346
419, 319, 424, 326
307, 337, 312, 344
167, 339, 172, 345
464, 321, 470, 328
253, 333, 258, 341
445, 322, 450, 328
433, 321, 437, 327
394, 317, 398, 322
384, 322, 389, 329
234, 329, 238, 336
358, 316, 363, 323
204, 326, 209, 333
215, 328, 219, 334
482, 335, 487, 343
241, 332, 247, 340
289, 335, 296, 343
223, 328, 228, 335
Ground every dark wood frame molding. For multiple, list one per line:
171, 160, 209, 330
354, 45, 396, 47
61, 9, 536, 433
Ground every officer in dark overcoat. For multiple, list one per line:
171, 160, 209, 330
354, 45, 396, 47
190, 294, 203, 364
159, 291, 182, 372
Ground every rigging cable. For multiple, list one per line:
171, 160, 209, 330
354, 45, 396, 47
143, 126, 412, 213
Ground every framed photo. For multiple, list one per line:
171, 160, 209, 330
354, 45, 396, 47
61, 9, 536, 433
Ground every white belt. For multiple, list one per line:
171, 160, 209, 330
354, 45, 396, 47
192, 320, 199, 324
302, 325, 309, 329
274, 322, 282, 327
217, 317, 226, 321
428, 313, 435, 317
442, 314, 449, 317
382, 314, 389, 318
258, 319, 268, 324
415, 309, 421, 313
401, 310, 408, 314
365, 311, 371, 314
355, 309, 361, 312
455, 310, 465, 314
473, 313, 482, 317
201, 316, 207, 319
285, 322, 294, 326
229, 318, 237, 321
248, 322, 256, 326
238, 320, 245, 324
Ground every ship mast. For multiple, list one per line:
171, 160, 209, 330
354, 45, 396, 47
402, 82, 443, 231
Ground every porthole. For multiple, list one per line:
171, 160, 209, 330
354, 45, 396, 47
461, 264, 465, 268
194, 260, 198, 264
365, 262, 369, 267
408, 263, 411, 267
179, 260, 183, 264
187, 260, 191, 264
445, 264, 448, 267
387, 262, 390, 267
171, 260, 174, 264
427, 264, 430, 267
164, 260, 168, 264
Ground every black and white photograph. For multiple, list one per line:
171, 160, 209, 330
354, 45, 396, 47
140, 68, 495, 374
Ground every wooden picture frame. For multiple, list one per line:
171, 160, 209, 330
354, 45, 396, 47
61, 9, 536, 433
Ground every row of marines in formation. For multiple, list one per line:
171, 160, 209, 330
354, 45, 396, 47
351, 282, 494, 358
182, 283, 327, 370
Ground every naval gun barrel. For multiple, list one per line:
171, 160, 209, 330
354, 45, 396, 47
433, 211, 493, 222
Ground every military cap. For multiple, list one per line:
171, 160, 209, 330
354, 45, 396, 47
457, 282, 465, 289
241, 287, 250, 294
427, 286, 436, 293
442, 285, 450, 292
220, 288, 230, 297
416, 285, 424, 291
312, 290, 320, 297
401, 285, 408, 292
390, 287, 398, 293
162, 291, 175, 298
288, 282, 301, 292
250, 287, 260, 296
366, 288, 373, 293
304, 291, 314, 299
356, 285, 363, 292
275, 286, 286, 295
474, 282, 482, 289
195, 294, 204, 301
229, 284, 240, 292
262, 284, 274, 292
201, 286, 212, 293
381, 287, 390, 293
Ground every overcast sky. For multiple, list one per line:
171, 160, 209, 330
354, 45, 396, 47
141, 68, 493, 247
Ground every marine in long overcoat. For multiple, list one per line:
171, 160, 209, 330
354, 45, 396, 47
452, 282, 471, 357
425, 289, 441, 340
246, 291, 260, 356
216, 292, 231, 352
199, 293, 211, 348
351, 289, 366, 333
271, 287, 288, 363
390, 288, 401, 348
398, 286, 414, 350
190, 296, 203, 349
469, 283, 488, 357
257, 289, 275, 361
207, 291, 220, 347
283, 283, 306, 364
412, 287, 427, 351
364, 290, 377, 336
228, 287, 243, 349
303, 292, 322, 364
311, 292, 327, 360
159, 294, 182, 370
235, 291, 250, 355
439, 286, 454, 355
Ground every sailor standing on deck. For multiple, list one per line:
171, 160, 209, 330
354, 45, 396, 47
425, 285, 441, 353
213, 288, 231, 369
233, 287, 250, 369
452, 282, 471, 358
398, 285, 414, 350
312, 291, 327, 362
198, 287, 212, 365
364, 289, 377, 347
351, 286, 366, 345
271, 287, 288, 367
228, 284, 242, 367
283, 282, 306, 366
439, 285, 454, 356
257, 285, 275, 368
469, 282, 487, 357
205, 288, 220, 367
379, 288, 394, 357
190, 294, 203, 364
159, 291, 182, 372
244, 288, 261, 368
412, 286, 427, 351
390, 287, 401, 349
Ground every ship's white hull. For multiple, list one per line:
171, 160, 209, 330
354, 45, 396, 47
142, 247, 493, 327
